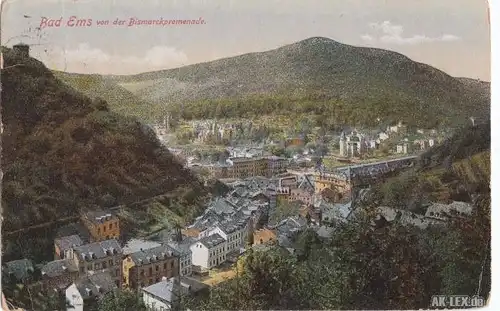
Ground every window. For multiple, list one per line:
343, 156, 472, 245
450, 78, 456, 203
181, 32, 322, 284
109, 223, 112, 230
149, 267, 152, 276
140, 269, 144, 276
87, 265, 92, 271
103, 225, 106, 232
109, 259, 113, 267
171, 261, 174, 269
94, 263, 100, 270
156, 265, 159, 271
102, 262, 107, 269
164, 263, 167, 270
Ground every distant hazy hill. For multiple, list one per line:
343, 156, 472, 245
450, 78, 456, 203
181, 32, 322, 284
1, 47, 207, 234
106, 37, 489, 127
53, 71, 161, 122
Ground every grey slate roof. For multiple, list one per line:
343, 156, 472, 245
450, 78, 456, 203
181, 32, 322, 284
41, 259, 78, 278
167, 237, 196, 256
198, 233, 226, 249
128, 245, 177, 266
142, 277, 208, 303
4, 259, 34, 281
75, 271, 117, 300
55, 235, 84, 253
122, 239, 162, 256
73, 239, 122, 261
210, 197, 237, 215
217, 217, 248, 235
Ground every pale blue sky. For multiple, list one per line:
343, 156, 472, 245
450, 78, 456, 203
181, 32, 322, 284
1, 0, 490, 80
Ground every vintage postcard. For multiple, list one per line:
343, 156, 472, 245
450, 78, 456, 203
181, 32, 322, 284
0, 0, 491, 310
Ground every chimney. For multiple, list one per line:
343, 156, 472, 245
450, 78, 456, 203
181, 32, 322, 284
13, 43, 30, 58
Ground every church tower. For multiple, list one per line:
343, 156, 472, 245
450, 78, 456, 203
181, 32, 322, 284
339, 132, 347, 157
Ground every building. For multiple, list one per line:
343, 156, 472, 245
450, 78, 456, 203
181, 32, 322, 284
313, 171, 351, 198
122, 245, 180, 290
13, 43, 30, 58
122, 239, 162, 256
70, 239, 123, 287
190, 234, 227, 270
40, 259, 79, 292
339, 131, 366, 158
142, 276, 209, 311
166, 235, 195, 277
204, 218, 249, 254
227, 157, 268, 178
396, 141, 412, 154
54, 235, 84, 260
267, 156, 288, 177
66, 272, 117, 311
80, 210, 120, 242
253, 228, 277, 245
285, 137, 305, 147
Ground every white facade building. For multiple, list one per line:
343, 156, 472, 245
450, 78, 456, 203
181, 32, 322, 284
378, 132, 390, 141
189, 234, 227, 269
339, 131, 366, 157
66, 284, 84, 311
207, 218, 249, 254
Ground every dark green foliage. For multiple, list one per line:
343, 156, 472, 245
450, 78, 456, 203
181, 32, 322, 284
53, 71, 160, 122
96, 290, 147, 311
1, 47, 208, 260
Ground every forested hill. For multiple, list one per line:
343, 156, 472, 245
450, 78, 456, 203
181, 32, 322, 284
53, 71, 161, 122
1, 46, 207, 234
107, 36, 489, 128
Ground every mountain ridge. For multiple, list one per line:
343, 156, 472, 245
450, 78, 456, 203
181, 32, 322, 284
105, 37, 489, 127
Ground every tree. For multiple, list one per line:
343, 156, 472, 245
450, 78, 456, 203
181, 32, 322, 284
97, 290, 147, 311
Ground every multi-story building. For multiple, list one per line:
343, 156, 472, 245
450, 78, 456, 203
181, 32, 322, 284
65, 271, 117, 311
40, 259, 79, 292
190, 234, 227, 269
227, 157, 268, 179
204, 218, 249, 254
339, 131, 366, 158
54, 235, 83, 260
166, 234, 195, 277
69, 239, 123, 288
80, 210, 120, 242
267, 156, 288, 177
122, 245, 180, 290
142, 276, 209, 311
